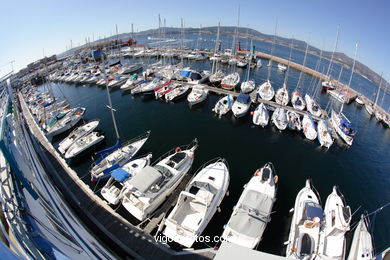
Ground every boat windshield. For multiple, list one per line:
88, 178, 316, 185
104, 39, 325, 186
303, 202, 324, 221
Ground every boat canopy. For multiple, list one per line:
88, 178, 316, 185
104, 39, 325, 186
111, 168, 131, 182
190, 72, 202, 80
303, 202, 324, 221
128, 166, 162, 193
237, 93, 250, 104
180, 70, 191, 77
340, 119, 356, 136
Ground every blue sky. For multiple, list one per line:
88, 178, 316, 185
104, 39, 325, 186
1, 0, 389, 81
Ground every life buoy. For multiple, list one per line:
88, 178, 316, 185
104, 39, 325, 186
175, 147, 181, 153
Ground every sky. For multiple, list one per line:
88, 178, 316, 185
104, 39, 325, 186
1, 0, 389, 81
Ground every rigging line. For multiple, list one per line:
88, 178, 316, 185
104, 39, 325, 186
365, 201, 390, 218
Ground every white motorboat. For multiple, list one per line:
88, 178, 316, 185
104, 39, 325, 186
275, 85, 290, 106
240, 80, 256, 94
46, 107, 86, 137
221, 72, 240, 90
154, 81, 176, 100
355, 96, 364, 106
58, 120, 100, 154
286, 179, 324, 259
346, 214, 373, 260
278, 63, 287, 71
131, 77, 164, 95
120, 74, 141, 91
252, 103, 269, 127
317, 119, 333, 148
236, 59, 248, 68
187, 85, 209, 106
213, 95, 234, 117
365, 103, 374, 116
165, 84, 190, 102
257, 80, 275, 101
64, 132, 105, 159
100, 154, 152, 205
318, 186, 351, 259
163, 158, 229, 247
232, 94, 251, 118
90, 131, 151, 181
291, 91, 306, 111
222, 162, 278, 249
272, 107, 288, 130
305, 94, 322, 117
122, 140, 198, 221
302, 114, 317, 141
331, 110, 356, 146
287, 111, 302, 131
256, 59, 262, 68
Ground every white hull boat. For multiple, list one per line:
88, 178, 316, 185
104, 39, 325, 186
286, 179, 324, 259
257, 80, 275, 101
302, 114, 317, 141
355, 96, 364, 106
317, 119, 333, 148
240, 80, 256, 93
287, 111, 302, 131
58, 120, 100, 154
222, 163, 277, 249
275, 85, 289, 106
90, 131, 151, 180
347, 214, 373, 260
213, 95, 233, 117
232, 94, 251, 118
272, 107, 288, 130
221, 73, 240, 90
165, 85, 190, 102
100, 154, 152, 205
292, 91, 306, 111
46, 107, 86, 137
209, 70, 226, 84
187, 85, 208, 106
122, 141, 198, 221
252, 103, 269, 127
365, 103, 374, 116
305, 94, 322, 117
318, 186, 351, 259
163, 158, 229, 247
278, 63, 287, 71
331, 110, 355, 146
64, 132, 105, 159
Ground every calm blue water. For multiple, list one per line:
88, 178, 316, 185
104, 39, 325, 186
40, 35, 390, 255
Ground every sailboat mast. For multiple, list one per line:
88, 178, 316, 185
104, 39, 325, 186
283, 37, 294, 86
267, 19, 278, 81
181, 18, 184, 64
212, 22, 220, 74
295, 39, 310, 90
245, 39, 253, 81
326, 25, 340, 80
341, 41, 358, 113
374, 72, 383, 106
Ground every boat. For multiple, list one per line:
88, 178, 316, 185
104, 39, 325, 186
212, 95, 234, 117
365, 103, 374, 116
163, 158, 229, 247
240, 80, 256, 94
252, 103, 269, 127
64, 132, 105, 159
221, 73, 240, 90
46, 107, 86, 137
355, 95, 365, 106
305, 94, 322, 117
257, 80, 275, 101
331, 110, 356, 146
209, 70, 226, 85
291, 91, 306, 111
317, 119, 333, 148
277, 63, 287, 71
100, 154, 152, 205
285, 179, 324, 259
154, 81, 176, 100
121, 140, 198, 221
187, 85, 209, 106
286, 111, 302, 131
346, 214, 373, 260
302, 114, 317, 141
222, 162, 278, 249
236, 59, 248, 68
232, 93, 251, 118
131, 77, 165, 95
318, 186, 351, 259
120, 74, 141, 91
90, 131, 151, 181
256, 59, 262, 68
275, 85, 290, 106
322, 80, 336, 91
272, 107, 288, 130
58, 120, 100, 154
108, 75, 128, 88
165, 84, 190, 102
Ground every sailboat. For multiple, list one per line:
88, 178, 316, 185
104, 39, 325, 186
317, 119, 333, 148
241, 40, 256, 94
221, 73, 240, 90
292, 42, 310, 111
252, 103, 269, 127
64, 132, 105, 159
285, 179, 323, 259
213, 95, 234, 117
286, 111, 302, 131
221, 162, 277, 249
318, 186, 351, 259
302, 114, 317, 141
275, 38, 294, 106
46, 107, 86, 137
121, 140, 198, 221
272, 107, 288, 130
322, 26, 340, 91
331, 42, 358, 146
163, 158, 229, 247
365, 73, 382, 117
305, 94, 322, 117
347, 214, 374, 260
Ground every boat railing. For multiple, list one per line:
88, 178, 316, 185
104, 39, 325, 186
151, 138, 198, 166
121, 130, 151, 148
309, 179, 322, 205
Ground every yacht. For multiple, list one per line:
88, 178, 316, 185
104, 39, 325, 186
187, 85, 209, 106
317, 119, 333, 148
331, 110, 356, 146
64, 132, 105, 159
252, 103, 269, 127
232, 94, 251, 118
213, 95, 234, 117
302, 114, 317, 141
58, 120, 99, 154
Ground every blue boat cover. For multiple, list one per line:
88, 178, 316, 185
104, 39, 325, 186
180, 70, 191, 77
112, 168, 131, 182
102, 163, 120, 175
95, 139, 122, 164
237, 93, 250, 104
190, 72, 202, 80
340, 119, 355, 136
305, 202, 324, 221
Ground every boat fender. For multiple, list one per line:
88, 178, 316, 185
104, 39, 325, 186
253, 169, 260, 176
175, 147, 181, 153
274, 175, 278, 184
